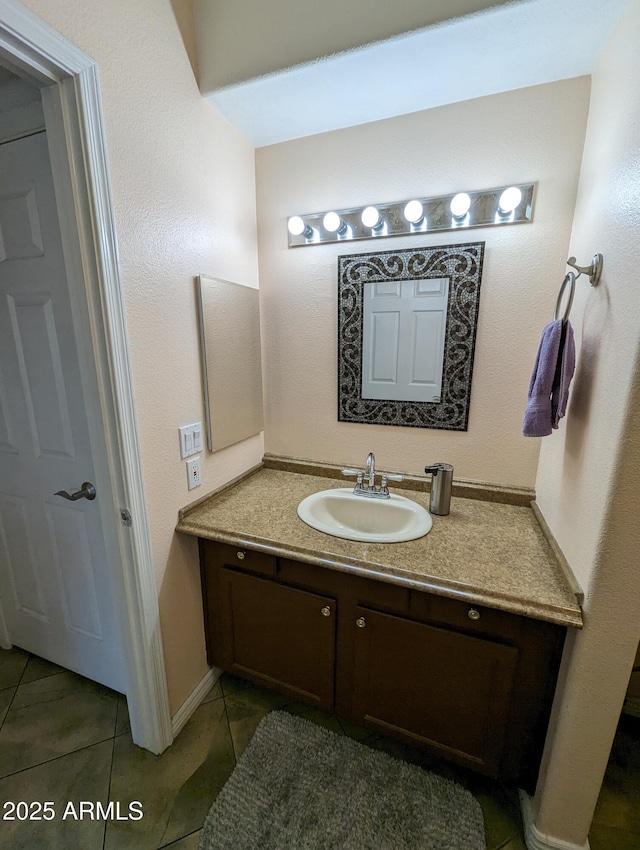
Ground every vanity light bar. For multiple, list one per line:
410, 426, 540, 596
287, 183, 536, 247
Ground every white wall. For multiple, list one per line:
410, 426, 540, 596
21, 0, 263, 713
255, 78, 590, 488
531, 0, 640, 845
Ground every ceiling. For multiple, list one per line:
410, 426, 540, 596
196, 0, 630, 147
0, 66, 17, 87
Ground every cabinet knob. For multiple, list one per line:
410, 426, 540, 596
236, 551, 246, 560
321, 606, 331, 617
356, 617, 366, 629
468, 607, 481, 621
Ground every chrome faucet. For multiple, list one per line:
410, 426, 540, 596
365, 452, 376, 489
342, 452, 403, 499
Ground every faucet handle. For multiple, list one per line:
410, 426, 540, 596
342, 468, 364, 491
379, 472, 403, 495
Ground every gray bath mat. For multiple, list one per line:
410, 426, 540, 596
200, 710, 485, 850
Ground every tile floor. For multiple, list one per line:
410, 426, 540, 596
0, 647, 637, 849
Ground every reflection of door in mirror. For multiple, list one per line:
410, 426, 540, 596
362, 278, 449, 403
196, 275, 264, 452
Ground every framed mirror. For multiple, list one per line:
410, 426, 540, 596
338, 242, 485, 431
197, 275, 264, 452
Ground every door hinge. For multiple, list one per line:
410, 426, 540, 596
120, 508, 132, 526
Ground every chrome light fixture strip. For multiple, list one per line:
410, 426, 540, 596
287, 183, 535, 248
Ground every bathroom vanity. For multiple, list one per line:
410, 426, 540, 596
177, 463, 582, 791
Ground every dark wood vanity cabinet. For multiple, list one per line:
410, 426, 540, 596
199, 539, 566, 789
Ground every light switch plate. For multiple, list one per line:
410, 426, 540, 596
179, 422, 203, 458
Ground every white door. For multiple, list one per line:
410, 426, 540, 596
362, 277, 450, 402
0, 131, 124, 693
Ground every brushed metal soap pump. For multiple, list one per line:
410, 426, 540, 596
425, 463, 454, 516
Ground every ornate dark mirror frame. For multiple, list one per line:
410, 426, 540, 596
338, 242, 485, 431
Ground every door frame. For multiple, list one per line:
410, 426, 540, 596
0, 0, 172, 753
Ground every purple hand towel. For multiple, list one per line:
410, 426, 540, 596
522, 320, 563, 437
552, 320, 575, 429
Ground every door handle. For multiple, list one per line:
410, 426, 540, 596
54, 482, 97, 502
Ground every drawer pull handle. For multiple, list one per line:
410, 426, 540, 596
468, 608, 481, 621
356, 617, 366, 629
321, 606, 331, 617
236, 551, 246, 560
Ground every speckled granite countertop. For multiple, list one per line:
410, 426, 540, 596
176, 468, 583, 628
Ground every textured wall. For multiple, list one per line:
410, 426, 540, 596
255, 78, 590, 488
195, 0, 511, 92
532, 0, 640, 844
21, 0, 263, 713
170, 0, 199, 80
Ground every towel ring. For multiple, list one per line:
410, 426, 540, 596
567, 253, 603, 286
554, 272, 575, 323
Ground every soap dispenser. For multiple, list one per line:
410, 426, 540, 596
424, 463, 454, 516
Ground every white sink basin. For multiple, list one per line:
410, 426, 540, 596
297, 488, 432, 543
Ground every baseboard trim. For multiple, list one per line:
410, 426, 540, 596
171, 666, 222, 738
520, 790, 591, 850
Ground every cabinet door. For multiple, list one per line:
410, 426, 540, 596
218, 568, 336, 710
352, 606, 518, 776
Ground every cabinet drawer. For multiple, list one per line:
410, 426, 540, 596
278, 558, 409, 614
410, 591, 522, 641
204, 540, 276, 578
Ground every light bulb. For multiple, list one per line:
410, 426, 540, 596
323, 211, 342, 232
404, 200, 424, 224
361, 206, 380, 228
287, 216, 306, 236
498, 186, 522, 214
450, 193, 471, 219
